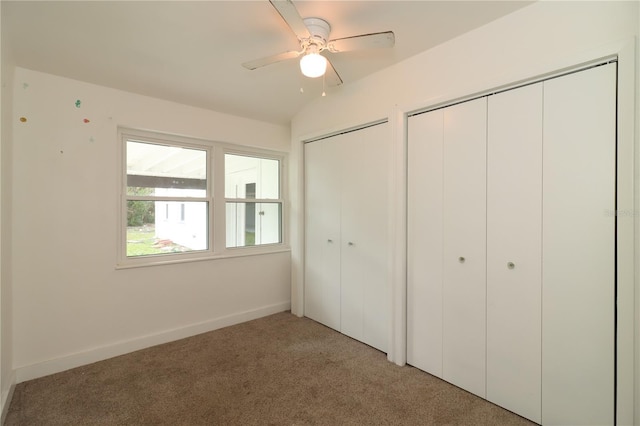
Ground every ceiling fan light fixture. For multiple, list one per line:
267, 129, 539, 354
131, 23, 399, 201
300, 51, 327, 78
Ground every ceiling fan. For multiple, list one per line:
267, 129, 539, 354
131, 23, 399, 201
242, 0, 395, 87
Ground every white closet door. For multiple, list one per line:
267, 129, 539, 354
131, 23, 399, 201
407, 109, 444, 377
486, 83, 542, 423
304, 138, 341, 331
442, 98, 487, 398
340, 124, 389, 352
542, 63, 616, 425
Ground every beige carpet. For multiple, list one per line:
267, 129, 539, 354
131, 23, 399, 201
6, 312, 534, 425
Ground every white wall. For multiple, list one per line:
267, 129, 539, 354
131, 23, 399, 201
290, 1, 639, 423
11, 67, 291, 382
0, 3, 16, 420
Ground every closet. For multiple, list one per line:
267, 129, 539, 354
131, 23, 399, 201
304, 123, 389, 352
407, 63, 616, 424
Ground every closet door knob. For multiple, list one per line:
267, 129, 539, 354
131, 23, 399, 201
458, 256, 465, 263
327, 239, 333, 243
348, 242, 354, 246
507, 262, 515, 269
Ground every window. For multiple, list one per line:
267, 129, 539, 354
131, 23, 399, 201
125, 139, 209, 258
225, 153, 282, 248
119, 129, 286, 266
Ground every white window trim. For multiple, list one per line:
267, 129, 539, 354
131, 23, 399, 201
116, 127, 289, 269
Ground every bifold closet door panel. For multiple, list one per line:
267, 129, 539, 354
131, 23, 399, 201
304, 138, 342, 331
340, 124, 389, 352
442, 98, 487, 398
486, 83, 542, 423
407, 110, 444, 377
542, 63, 616, 425
360, 124, 390, 352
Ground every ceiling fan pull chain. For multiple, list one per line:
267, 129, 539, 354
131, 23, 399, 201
322, 73, 326, 97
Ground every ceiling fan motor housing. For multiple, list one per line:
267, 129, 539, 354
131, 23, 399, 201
303, 17, 331, 48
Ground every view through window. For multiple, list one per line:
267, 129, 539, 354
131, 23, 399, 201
225, 153, 282, 248
125, 140, 209, 257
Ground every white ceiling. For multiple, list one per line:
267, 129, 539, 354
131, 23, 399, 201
3, 1, 532, 125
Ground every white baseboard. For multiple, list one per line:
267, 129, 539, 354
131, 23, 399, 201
15, 302, 290, 384
1, 370, 16, 424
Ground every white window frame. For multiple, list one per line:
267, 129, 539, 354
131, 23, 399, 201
117, 128, 289, 269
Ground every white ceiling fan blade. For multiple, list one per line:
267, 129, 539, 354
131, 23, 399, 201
242, 50, 301, 70
327, 31, 395, 53
269, 0, 311, 41
325, 58, 343, 87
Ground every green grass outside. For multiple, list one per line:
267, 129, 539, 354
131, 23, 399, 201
126, 225, 188, 257
245, 231, 255, 246
127, 226, 257, 256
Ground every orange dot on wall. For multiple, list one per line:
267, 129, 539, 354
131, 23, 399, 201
83, 118, 90, 123
19, 117, 27, 123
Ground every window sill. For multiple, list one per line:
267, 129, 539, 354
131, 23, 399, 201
115, 245, 291, 270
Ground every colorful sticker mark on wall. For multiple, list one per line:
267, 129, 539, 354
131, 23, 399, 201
83, 118, 90, 123
75, 100, 82, 108
19, 117, 27, 123
23, 83, 29, 89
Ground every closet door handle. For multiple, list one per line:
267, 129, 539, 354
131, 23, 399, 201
458, 256, 465, 263
507, 262, 515, 269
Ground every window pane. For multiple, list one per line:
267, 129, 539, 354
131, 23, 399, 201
126, 200, 208, 257
226, 202, 281, 248
127, 141, 207, 197
224, 154, 279, 199
256, 203, 282, 245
